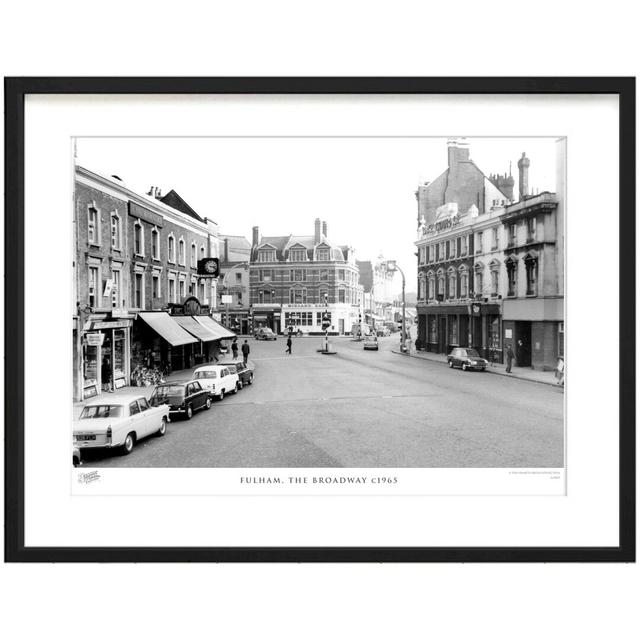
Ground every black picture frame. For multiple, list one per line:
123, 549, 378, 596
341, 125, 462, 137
4, 77, 635, 563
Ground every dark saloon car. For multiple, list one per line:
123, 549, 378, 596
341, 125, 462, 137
149, 380, 211, 419
227, 361, 254, 388
447, 347, 489, 372
254, 327, 277, 340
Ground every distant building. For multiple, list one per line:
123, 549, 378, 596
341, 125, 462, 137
415, 141, 564, 370
249, 218, 363, 335
357, 256, 395, 327
218, 234, 252, 334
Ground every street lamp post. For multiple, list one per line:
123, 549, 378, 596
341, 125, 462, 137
386, 260, 407, 353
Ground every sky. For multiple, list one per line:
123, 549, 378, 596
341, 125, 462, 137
76, 136, 560, 294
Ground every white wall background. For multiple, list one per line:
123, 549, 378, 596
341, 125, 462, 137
1, 2, 638, 640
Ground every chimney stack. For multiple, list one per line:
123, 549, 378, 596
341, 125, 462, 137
447, 138, 470, 167
517, 152, 530, 200
252, 226, 260, 247
154, 187, 162, 199
147, 186, 155, 196
322, 221, 327, 238
314, 218, 322, 244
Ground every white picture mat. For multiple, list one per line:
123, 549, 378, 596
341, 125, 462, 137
23, 93, 619, 547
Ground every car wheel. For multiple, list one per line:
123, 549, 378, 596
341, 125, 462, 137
238, 380, 244, 390
185, 404, 193, 420
122, 432, 135, 455
248, 373, 253, 385
448, 360, 453, 368
157, 416, 167, 437
234, 382, 241, 393
219, 389, 225, 401
205, 397, 212, 410
462, 363, 468, 371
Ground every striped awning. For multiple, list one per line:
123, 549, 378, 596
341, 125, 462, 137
137, 312, 198, 347
173, 315, 219, 342
193, 315, 236, 339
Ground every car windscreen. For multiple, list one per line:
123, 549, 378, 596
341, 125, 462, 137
194, 371, 217, 379
464, 349, 481, 358
226, 365, 237, 373
152, 385, 186, 397
80, 405, 122, 419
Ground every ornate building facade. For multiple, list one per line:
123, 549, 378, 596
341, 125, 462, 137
249, 218, 363, 335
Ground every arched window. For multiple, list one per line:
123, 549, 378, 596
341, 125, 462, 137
289, 287, 307, 304
168, 234, 176, 263
178, 238, 185, 265
318, 286, 329, 304
474, 262, 484, 296
505, 256, 518, 297
134, 220, 144, 256
151, 228, 159, 260
447, 267, 457, 299
489, 259, 500, 296
427, 271, 435, 299
87, 203, 99, 245
437, 269, 445, 297
110, 212, 121, 250
191, 243, 197, 268
524, 252, 538, 296
200, 244, 205, 260
418, 276, 426, 300
459, 266, 469, 298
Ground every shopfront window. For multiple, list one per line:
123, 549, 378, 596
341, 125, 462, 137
429, 317, 437, 343
489, 316, 500, 350
448, 316, 458, 344
113, 329, 126, 386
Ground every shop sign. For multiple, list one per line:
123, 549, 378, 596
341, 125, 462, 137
92, 320, 131, 330
221, 295, 233, 304
85, 332, 104, 346
83, 383, 99, 399
505, 329, 512, 339
114, 376, 126, 389
111, 308, 128, 318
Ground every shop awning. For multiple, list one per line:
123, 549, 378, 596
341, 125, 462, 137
138, 312, 198, 347
173, 315, 219, 342
193, 315, 236, 340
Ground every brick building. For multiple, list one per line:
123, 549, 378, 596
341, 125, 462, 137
357, 257, 396, 328
249, 218, 363, 335
415, 141, 565, 370
218, 234, 252, 333
73, 167, 227, 401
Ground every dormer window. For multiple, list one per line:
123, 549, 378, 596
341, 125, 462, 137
316, 247, 330, 261
289, 248, 307, 262
258, 248, 276, 263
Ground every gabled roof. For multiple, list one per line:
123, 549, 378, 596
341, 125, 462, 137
160, 189, 205, 222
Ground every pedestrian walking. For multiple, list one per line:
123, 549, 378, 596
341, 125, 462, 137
231, 338, 238, 360
241, 339, 250, 365
555, 356, 565, 386
286, 336, 292, 355
505, 343, 515, 373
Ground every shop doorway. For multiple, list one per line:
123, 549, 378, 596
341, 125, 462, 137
515, 321, 532, 367
438, 317, 447, 354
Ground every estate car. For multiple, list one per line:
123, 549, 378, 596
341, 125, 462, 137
192, 364, 240, 400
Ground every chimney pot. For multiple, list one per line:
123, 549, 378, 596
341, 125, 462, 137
314, 218, 322, 244
252, 226, 260, 247
322, 221, 327, 238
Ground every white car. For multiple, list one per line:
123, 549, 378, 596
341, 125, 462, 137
73, 395, 170, 455
193, 364, 240, 400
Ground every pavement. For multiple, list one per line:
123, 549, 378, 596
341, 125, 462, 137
76, 333, 564, 469
390, 348, 560, 386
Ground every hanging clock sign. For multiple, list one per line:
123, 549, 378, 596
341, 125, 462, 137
197, 257, 219, 277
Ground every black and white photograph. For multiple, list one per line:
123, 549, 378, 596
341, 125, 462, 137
72, 135, 565, 472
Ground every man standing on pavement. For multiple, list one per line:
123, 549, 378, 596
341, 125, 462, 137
505, 343, 515, 373
285, 335, 292, 355
231, 337, 238, 360
241, 339, 250, 365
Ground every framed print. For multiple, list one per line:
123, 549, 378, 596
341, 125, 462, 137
4, 77, 635, 562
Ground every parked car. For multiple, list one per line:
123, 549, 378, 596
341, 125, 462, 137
192, 364, 240, 400
149, 380, 211, 419
226, 361, 254, 388
447, 347, 489, 371
376, 327, 391, 337
363, 334, 379, 351
254, 327, 277, 340
74, 395, 170, 455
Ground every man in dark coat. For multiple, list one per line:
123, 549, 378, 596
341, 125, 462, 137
241, 340, 250, 365
505, 344, 515, 373
286, 335, 292, 355
231, 338, 239, 360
